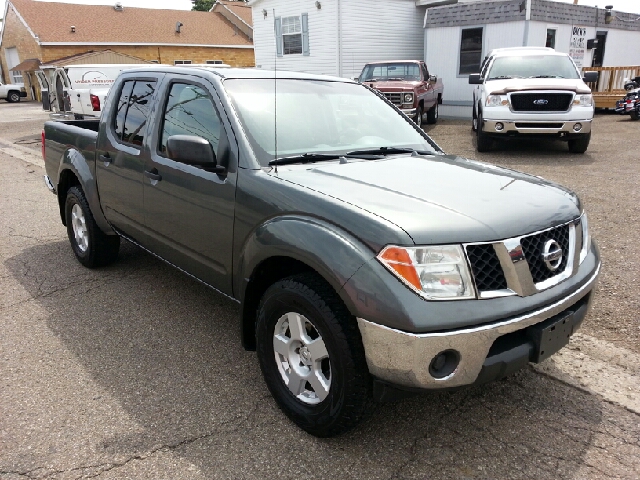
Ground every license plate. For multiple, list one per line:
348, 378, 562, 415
527, 311, 578, 363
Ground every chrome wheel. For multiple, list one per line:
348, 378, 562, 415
273, 312, 331, 405
71, 204, 89, 252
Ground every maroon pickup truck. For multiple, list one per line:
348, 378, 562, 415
358, 60, 444, 126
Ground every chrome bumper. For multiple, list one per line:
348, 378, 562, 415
482, 119, 592, 135
357, 262, 600, 390
401, 107, 417, 117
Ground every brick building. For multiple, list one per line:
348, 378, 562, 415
0, 0, 255, 100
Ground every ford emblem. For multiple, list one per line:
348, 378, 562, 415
533, 99, 549, 105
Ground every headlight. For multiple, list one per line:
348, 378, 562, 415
403, 93, 413, 104
573, 94, 593, 107
378, 245, 476, 300
485, 95, 508, 107
579, 213, 591, 264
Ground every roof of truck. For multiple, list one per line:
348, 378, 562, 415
489, 47, 564, 57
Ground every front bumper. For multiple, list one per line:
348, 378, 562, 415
482, 119, 592, 135
400, 107, 417, 117
357, 261, 600, 390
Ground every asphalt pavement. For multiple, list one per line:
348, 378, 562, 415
1, 101, 639, 479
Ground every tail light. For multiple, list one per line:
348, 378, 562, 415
90, 94, 101, 112
41, 130, 45, 161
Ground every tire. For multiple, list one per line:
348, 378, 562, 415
472, 108, 478, 132
630, 110, 639, 121
7, 91, 21, 103
414, 104, 423, 126
476, 114, 492, 152
426, 102, 438, 124
256, 273, 372, 437
64, 186, 120, 268
567, 132, 591, 154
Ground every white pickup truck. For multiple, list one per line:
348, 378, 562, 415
469, 47, 599, 154
0, 81, 27, 103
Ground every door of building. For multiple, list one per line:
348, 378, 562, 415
591, 31, 608, 67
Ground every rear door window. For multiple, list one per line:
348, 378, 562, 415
113, 80, 134, 140
123, 80, 156, 146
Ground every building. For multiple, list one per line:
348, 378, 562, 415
420, 0, 640, 112
250, 0, 427, 80
0, 0, 255, 99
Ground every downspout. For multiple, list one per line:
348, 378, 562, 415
336, 0, 342, 77
523, 0, 532, 46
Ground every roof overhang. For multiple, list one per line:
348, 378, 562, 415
39, 42, 254, 49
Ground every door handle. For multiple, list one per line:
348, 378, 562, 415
144, 168, 162, 182
99, 154, 111, 166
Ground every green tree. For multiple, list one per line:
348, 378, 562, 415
191, 0, 214, 11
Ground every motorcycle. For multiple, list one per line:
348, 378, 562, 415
615, 77, 640, 120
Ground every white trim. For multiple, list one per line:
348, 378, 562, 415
39, 42, 254, 49
219, 3, 252, 30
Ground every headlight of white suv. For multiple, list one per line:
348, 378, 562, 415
573, 94, 593, 107
579, 212, 591, 264
485, 95, 509, 107
378, 245, 476, 300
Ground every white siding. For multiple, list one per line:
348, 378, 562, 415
340, 1, 425, 80
252, 0, 425, 79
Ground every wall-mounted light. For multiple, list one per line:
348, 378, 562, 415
263, 9, 268, 18
70, 26, 76, 33
605, 5, 613, 23
315, 1, 321, 9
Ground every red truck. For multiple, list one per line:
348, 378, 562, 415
358, 60, 444, 126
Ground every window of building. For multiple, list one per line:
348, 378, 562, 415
160, 83, 221, 157
113, 80, 156, 146
459, 27, 484, 75
281, 16, 303, 55
174, 60, 192, 65
206, 60, 224, 64
546, 29, 557, 49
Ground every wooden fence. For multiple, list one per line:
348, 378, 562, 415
582, 66, 640, 108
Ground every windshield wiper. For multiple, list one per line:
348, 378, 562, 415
529, 75, 565, 78
487, 75, 516, 80
268, 153, 342, 166
346, 147, 432, 157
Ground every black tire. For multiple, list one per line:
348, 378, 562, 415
426, 102, 438, 124
567, 132, 591, 154
472, 107, 478, 132
476, 114, 492, 152
64, 186, 120, 268
256, 273, 372, 437
7, 91, 21, 103
414, 104, 423, 126
630, 110, 639, 121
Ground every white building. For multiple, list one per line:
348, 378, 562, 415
249, 0, 427, 80
421, 0, 640, 114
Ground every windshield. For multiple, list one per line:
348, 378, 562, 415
223, 79, 437, 166
486, 55, 580, 80
359, 63, 421, 82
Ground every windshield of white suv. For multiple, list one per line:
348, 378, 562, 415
224, 79, 437, 166
359, 63, 421, 82
486, 55, 580, 80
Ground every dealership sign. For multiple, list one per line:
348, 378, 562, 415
569, 26, 587, 69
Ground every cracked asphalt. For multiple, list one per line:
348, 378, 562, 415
1, 102, 639, 479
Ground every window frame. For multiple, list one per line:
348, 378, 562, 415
281, 15, 303, 56
155, 79, 224, 161
174, 60, 193, 65
109, 77, 157, 149
206, 60, 224, 65
458, 26, 484, 77
546, 28, 557, 49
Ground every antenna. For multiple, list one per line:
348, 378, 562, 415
273, 9, 278, 174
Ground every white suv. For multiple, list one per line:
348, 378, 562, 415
469, 47, 598, 153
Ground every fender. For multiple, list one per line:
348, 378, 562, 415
57, 146, 114, 235
235, 215, 378, 334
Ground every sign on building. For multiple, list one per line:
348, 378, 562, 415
569, 26, 587, 69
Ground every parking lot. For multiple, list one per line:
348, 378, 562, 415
1, 101, 639, 479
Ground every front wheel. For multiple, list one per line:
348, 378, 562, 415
414, 105, 423, 126
630, 110, 639, 121
476, 116, 492, 152
426, 102, 438, 124
256, 273, 371, 437
65, 186, 120, 268
7, 91, 21, 103
567, 132, 591, 154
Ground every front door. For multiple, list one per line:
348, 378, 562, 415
143, 77, 237, 295
591, 31, 608, 67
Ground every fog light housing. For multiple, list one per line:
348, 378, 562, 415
429, 350, 460, 379
573, 123, 583, 132
495, 122, 504, 131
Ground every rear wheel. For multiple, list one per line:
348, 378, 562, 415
426, 102, 438, 124
256, 273, 371, 437
65, 186, 120, 268
7, 91, 21, 103
567, 132, 591, 154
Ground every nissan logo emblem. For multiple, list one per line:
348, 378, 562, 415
542, 239, 563, 271
533, 99, 549, 105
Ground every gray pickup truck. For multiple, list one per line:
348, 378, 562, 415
43, 66, 600, 437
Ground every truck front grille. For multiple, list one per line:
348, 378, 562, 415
466, 244, 508, 291
382, 92, 402, 105
510, 93, 573, 112
521, 224, 571, 283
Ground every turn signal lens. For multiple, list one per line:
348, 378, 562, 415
573, 94, 593, 107
486, 95, 508, 107
378, 245, 476, 300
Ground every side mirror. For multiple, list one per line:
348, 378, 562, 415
468, 73, 483, 85
353, 77, 361, 82
429, 75, 437, 83
166, 135, 225, 173
583, 71, 599, 83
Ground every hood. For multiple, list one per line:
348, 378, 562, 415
273, 155, 581, 245
486, 77, 591, 95
369, 81, 419, 91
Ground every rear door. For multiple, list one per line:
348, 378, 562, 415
96, 74, 161, 240
142, 74, 238, 295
